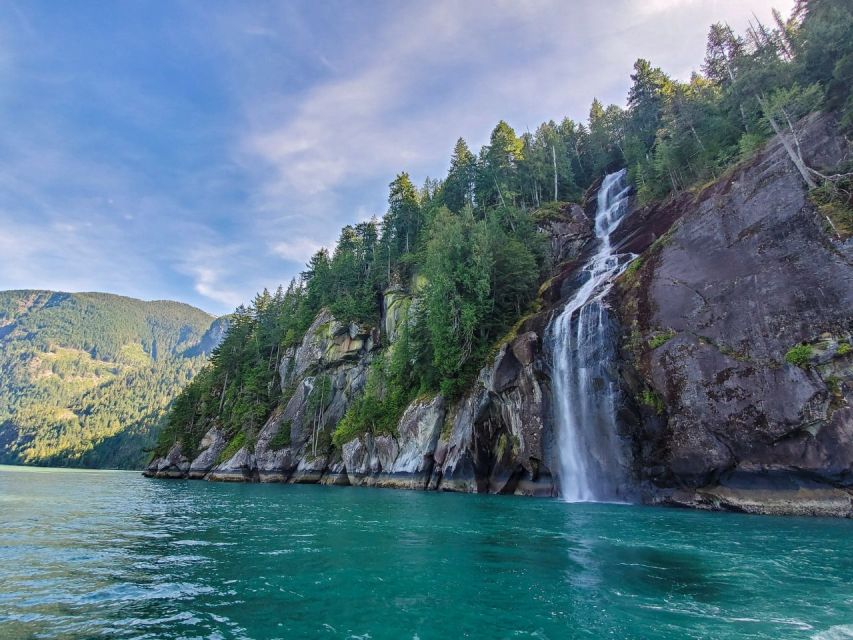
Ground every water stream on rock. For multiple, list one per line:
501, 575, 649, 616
550, 169, 635, 502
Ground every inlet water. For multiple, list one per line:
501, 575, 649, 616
2, 466, 852, 640
550, 169, 635, 502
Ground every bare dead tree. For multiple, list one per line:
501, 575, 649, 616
552, 145, 558, 201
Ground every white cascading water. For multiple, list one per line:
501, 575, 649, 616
550, 169, 635, 502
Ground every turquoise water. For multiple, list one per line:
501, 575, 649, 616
1, 466, 852, 639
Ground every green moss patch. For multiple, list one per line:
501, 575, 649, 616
649, 329, 676, 350
217, 431, 247, 464
641, 388, 666, 415
784, 344, 814, 368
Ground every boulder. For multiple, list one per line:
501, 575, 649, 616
188, 428, 227, 479
208, 448, 257, 482
143, 443, 189, 479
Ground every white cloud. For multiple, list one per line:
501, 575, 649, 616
190, 266, 244, 309
637, 0, 698, 15
0, 0, 795, 315
240, 0, 793, 210
271, 237, 322, 264
174, 243, 252, 311
0, 214, 156, 298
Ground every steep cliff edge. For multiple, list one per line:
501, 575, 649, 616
145, 204, 595, 495
612, 113, 853, 517
146, 114, 852, 517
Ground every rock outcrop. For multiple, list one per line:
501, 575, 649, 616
280, 308, 378, 388
208, 447, 257, 482
188, 428, 226, 479
338, 395, 445, 489
612, 113, 853, 517
382, 287, 410, 344
146, 114, 852, 517
143, 443, 189, 479
436, 330, 556, 496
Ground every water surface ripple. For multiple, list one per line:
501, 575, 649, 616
1, 466, 851, 639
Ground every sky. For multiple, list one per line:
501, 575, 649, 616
0, 0, 793, 316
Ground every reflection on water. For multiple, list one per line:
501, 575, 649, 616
1, 465, 852, 640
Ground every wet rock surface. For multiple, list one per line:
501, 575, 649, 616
613, 113, 853, 515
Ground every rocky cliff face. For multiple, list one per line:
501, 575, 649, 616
145, 203, 594, 496
146, 114, 852, 516
612, 113, 852, 517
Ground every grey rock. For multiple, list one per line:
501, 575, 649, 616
278, 346, 296, 390
320, 454, 350, 486
144, 443, 189, 479
661, 486, 853, 518
289, 452, 330, 484
385, 396, 445, 489
614, 112, 853, 513
188, 428, 226, 479
254, 409, 298, 483
208, 447, 257, 482
291, 308, 376, 381
437, 331, 556, 496
342, 433, 398, 486
382, 287, 411, 344
541, 203, 593, 266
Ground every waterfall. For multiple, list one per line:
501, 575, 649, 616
550, 169, 635, 502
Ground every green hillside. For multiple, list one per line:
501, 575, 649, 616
156, 0, 852, 464
0, 290, 221, 469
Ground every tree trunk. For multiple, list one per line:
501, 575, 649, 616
762, 103, 817, 189
689, 122, 706, 152
739, 104, 750, 133
493, 175, 507, 208
219, 371, 229, 413
552, 145, 558, 201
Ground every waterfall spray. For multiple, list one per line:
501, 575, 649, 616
550, 170, 635, 502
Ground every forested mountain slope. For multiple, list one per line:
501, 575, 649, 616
0, 291, 224, 469
149, 1, 852, 514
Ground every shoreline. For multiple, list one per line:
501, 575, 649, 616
142, 467, 853, 519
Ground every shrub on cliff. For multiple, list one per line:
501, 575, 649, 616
785, 344, 814, 367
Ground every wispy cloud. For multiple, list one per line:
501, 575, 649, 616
271, 237, 323, 264
239, 0, 793, 207
0, 0, 792, 315
186, 266, 244, 310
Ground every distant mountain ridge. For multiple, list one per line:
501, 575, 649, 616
0, 290, 224, 469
